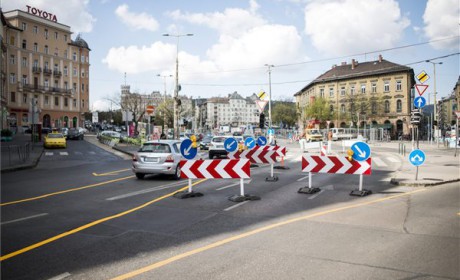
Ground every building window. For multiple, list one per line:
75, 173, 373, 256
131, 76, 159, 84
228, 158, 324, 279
396, 80, 402, 91
86, 56, 89, 63
73, 52, 77, 61
329, 88, 334, 97
73, 83, 77, 91
81, 84, 85, 92
54, 32, 58, 40
54, 80, 58, 88
23, 93, 27, 103
64, 35, 68, 42
10, 92, 16, 102
340, 104, 345, 113
81, 100, 85, 108
330, 105, 334, 113
81, 69, 85, 77
44, 79, 49, 89
64, 82, 68, 89
33, 25, 38, 33
361, 84, 366, 94
44, 61, 49, 71
22, 22, 27, 31
64, 50, 68, 58
81, 55, 85, 62
33, 43, 38, 52
22, 75, 27, 85
54, 64, 59, 72
22, 113, 28, 123
64, 66, 68, 76
9, 55, 15, 64
22, 57, 27, 67
54, 97, 59, 106
73, 99, 77, 107
340, 87, 346, 96
396, 99, 402, 112
371, 102, 377, 114
9, 73, 15, 84
384, 81, 390, 92
44, 29, 48, 39
372, 83, 377, 93
64, 98, 68, 107
22, 40, 27, 49
45, 96, 49, 105
10, 36, 15, 45
350, 86, 355, 95
44, 45, 49, 54
73, 67, 77, 76
319, 88, 324, 98
54, 48, 59, 56
384, 100, 390, 113
33, 60, 38, 68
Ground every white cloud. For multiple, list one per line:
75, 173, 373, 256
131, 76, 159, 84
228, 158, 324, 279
91, 100, 111, 111
2, 0, 96, 34
423, 0, 459, 50
115, 4, 159, 32
304, 0, 410, 56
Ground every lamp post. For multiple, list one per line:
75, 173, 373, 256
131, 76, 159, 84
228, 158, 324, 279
163, 33, 193, 140
265, 64, 274, 129
157, 74, 172, 132
425, 60, 443, 147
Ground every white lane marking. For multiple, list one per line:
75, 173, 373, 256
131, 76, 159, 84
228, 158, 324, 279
216, 180, 251, 191
1, 213, 48, 225
47, 272, 71, 280
372, 157, 387, 167
75, 151, 83, 155
60, 152, 69, 156
297, 175, 309, 182
89, 151, 96, 155
387, 157, 399, 163
106, 182, 185, 201
45, 152, 53, 156
224, 201, 250, 211
308, 190, 324, 200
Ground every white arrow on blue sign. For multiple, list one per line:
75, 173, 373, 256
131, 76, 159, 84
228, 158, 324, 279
224, 137, 238, 152
257, 136, 267, 146
267, 128, 274, 136
180, 139, 197, 160
414, 96, 426, 109
244, 137, 255, 149
351, 142, 371, 161
409, 149, 425, 166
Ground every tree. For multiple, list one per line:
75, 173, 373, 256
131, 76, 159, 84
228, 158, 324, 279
272, 101, 297, 128
303, 97, 335, 127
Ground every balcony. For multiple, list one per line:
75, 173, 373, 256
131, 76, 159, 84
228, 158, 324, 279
32, 66, 42, 74
19, 83, 72, 95
53, 70, 62, 77
43, 68, 52, 75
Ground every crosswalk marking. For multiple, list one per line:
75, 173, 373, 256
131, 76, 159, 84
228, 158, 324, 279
372, 157, 387, 167
45, 152, 53, 156
387, 157, 399, 163
60, 152, 69, 156
75, 151, 83, 155
89, 151, 96, 155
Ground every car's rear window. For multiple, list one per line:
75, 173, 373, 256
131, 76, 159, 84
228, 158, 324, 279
213, 137, 227, 143
139, 143, 171, 153
48, 133, 64, 138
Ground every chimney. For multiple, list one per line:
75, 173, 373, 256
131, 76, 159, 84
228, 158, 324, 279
378, 54, 383, 62
341, 61, 347, 66
352, 59, 355, 69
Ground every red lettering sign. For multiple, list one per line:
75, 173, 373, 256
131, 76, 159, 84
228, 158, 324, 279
26, 5, 58, 22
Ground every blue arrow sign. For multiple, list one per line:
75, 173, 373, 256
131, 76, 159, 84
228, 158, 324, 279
414, 96, 426, 109
351, 141, 371, 161
267, 128, 274, 136
180, 139, 197, 160
244, 137, 255, 149
224, 137, 238, 152
409, 149, 426, 166
257, 136, 267, 146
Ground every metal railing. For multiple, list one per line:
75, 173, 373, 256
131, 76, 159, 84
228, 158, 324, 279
1, 143, 31, 166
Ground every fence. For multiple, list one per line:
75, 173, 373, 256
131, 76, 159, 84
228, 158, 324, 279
1, 143, 31, 166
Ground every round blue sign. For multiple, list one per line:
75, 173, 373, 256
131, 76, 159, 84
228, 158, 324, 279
180, 139, 197, 160
409, 149, 426, 166
224, 137, 238, 152
257, 136, 267, 146
351, 141, 371, 161
244, 137, 256, 149
414, 96, 426, 109
267, 128, 274, 136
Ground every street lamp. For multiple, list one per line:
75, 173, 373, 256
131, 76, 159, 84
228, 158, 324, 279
157, 74, 172, 131
425, 60, 443, 147
163, 33, 194, 140
264, 64, 274, 128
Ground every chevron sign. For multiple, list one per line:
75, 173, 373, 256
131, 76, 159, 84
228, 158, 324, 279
228, 149, 277, 164
253, 145, 286, 157
302, 155, 371, 175
180, 159, 250, 179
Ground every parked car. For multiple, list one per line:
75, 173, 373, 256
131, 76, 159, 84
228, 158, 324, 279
305, 129, 323, 142
44, 132, 66, 149
60, 127, 69, 138
67, 127, 84, 140
41, 127, 52, 135
199, 136, 213, 150
208, 136, 243, 159
97, 130, 121, 140
132, 140, 182, 180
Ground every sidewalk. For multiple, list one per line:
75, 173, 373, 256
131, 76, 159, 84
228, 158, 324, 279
1, 133, 44, 173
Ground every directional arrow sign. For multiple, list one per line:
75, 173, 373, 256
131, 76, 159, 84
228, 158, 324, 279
244, 137, 255, 149
257, 136, 267, 146
180, 159, 250, 179
415, 84, 429, 96
409, 149, 426, 166
350, 142, 371, 161
180, 139, 197, 160
414, 96, 427, 109
302, 155, 371, 175
224, 137, 238, 152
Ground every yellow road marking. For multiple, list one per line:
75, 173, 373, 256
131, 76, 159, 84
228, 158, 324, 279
112, 188, 428, 280
0, 176, 135, 207
92, 168, 131, 176
457, 212, 460, 216
0, 179, 207, 262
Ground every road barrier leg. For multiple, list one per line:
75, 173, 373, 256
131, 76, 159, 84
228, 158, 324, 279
173, 178, 203, 199
349, 174, 372, 197
298, 172, 320, 194
266, 163, 278, 181
228, 178, 261, 202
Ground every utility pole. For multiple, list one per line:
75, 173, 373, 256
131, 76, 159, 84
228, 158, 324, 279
426, 60, 442, 147
265, 64, 274, 128
157, 74, 172, 132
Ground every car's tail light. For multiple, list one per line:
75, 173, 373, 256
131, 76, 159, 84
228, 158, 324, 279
165, 154, 174, 162
132, 155, 137, 162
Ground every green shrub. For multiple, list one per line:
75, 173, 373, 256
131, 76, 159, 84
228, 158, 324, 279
1, 129, 13, 137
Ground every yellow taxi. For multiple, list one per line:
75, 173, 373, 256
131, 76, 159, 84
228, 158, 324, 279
44, 132, 67, 149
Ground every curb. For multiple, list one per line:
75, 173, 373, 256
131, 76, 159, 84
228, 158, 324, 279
1, 148, 44, 173
390, 177, 460, 187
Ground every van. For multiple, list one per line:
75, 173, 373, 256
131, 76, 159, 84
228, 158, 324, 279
330, 128, 353, 141
305, 129, 323, 142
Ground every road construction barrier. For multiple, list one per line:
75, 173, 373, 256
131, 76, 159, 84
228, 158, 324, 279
228, 149, 279, 181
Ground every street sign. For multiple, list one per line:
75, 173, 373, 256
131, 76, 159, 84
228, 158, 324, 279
416, 71, 430, 84
146, 105, 155, 115
257, 136, 267, 146
410, 110, 422, 124
180, 139, 197, 160
244, 137, 256, 149
350, 142, 371, 161
180, 159, 250, 179
256, 100, 268, 113
224, 137, 238, 152
228, 149, 277, 164
258, 90, 266, 100
409, 149, 426, 166
267, 128, 274, 136
415, 84, 428, 96
414, 96, 427, 108
302, 155, 371, 175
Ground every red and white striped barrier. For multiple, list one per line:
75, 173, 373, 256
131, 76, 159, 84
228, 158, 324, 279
253, 145, 286, 157
227, 149, 277, 164
180, 159, 250, 179
302, 155, 371, 175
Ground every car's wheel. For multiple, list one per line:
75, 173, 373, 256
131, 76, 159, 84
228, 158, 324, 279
173, 164, 181, 180
209, 152, 214, 159
135, 173, 145, 179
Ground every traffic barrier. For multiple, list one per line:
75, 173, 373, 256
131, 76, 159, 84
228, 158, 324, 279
228, 149, 279, 181
254, 145, 289, 170
298, 155, 372, 196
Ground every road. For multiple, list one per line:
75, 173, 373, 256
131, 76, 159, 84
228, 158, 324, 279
1, 138, 458, 279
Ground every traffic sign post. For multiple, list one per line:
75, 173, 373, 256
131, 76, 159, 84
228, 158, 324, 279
349, 142, 372, 196
414, 96, 426, 108
224, 137, 238, 153
177, 139, 200, 199
244, 137, 256, 149
257, 136, 267, 146
409, 149, 426, 181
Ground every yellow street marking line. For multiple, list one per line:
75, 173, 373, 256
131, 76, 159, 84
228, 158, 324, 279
0, 176, 135, 207
92, 168, 131, 176
0, 179, 207, 262
112, 188, 427, 280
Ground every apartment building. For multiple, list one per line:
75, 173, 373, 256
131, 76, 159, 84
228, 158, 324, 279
294, 55, 415, 137
2, 7, 90, 130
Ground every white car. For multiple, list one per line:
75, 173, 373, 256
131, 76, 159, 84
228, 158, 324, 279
132, 140, 182, 179
208, 136, 243, 159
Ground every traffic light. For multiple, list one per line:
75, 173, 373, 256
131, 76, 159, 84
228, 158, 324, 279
259, 113, 265, 129
190, 135, 197, 148
410, 110, 421, 125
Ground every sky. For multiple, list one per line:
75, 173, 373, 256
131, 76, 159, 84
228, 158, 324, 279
3, 0, 460, 111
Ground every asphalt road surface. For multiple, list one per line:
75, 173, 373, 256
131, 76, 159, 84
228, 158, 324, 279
1, 139, 458, 280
